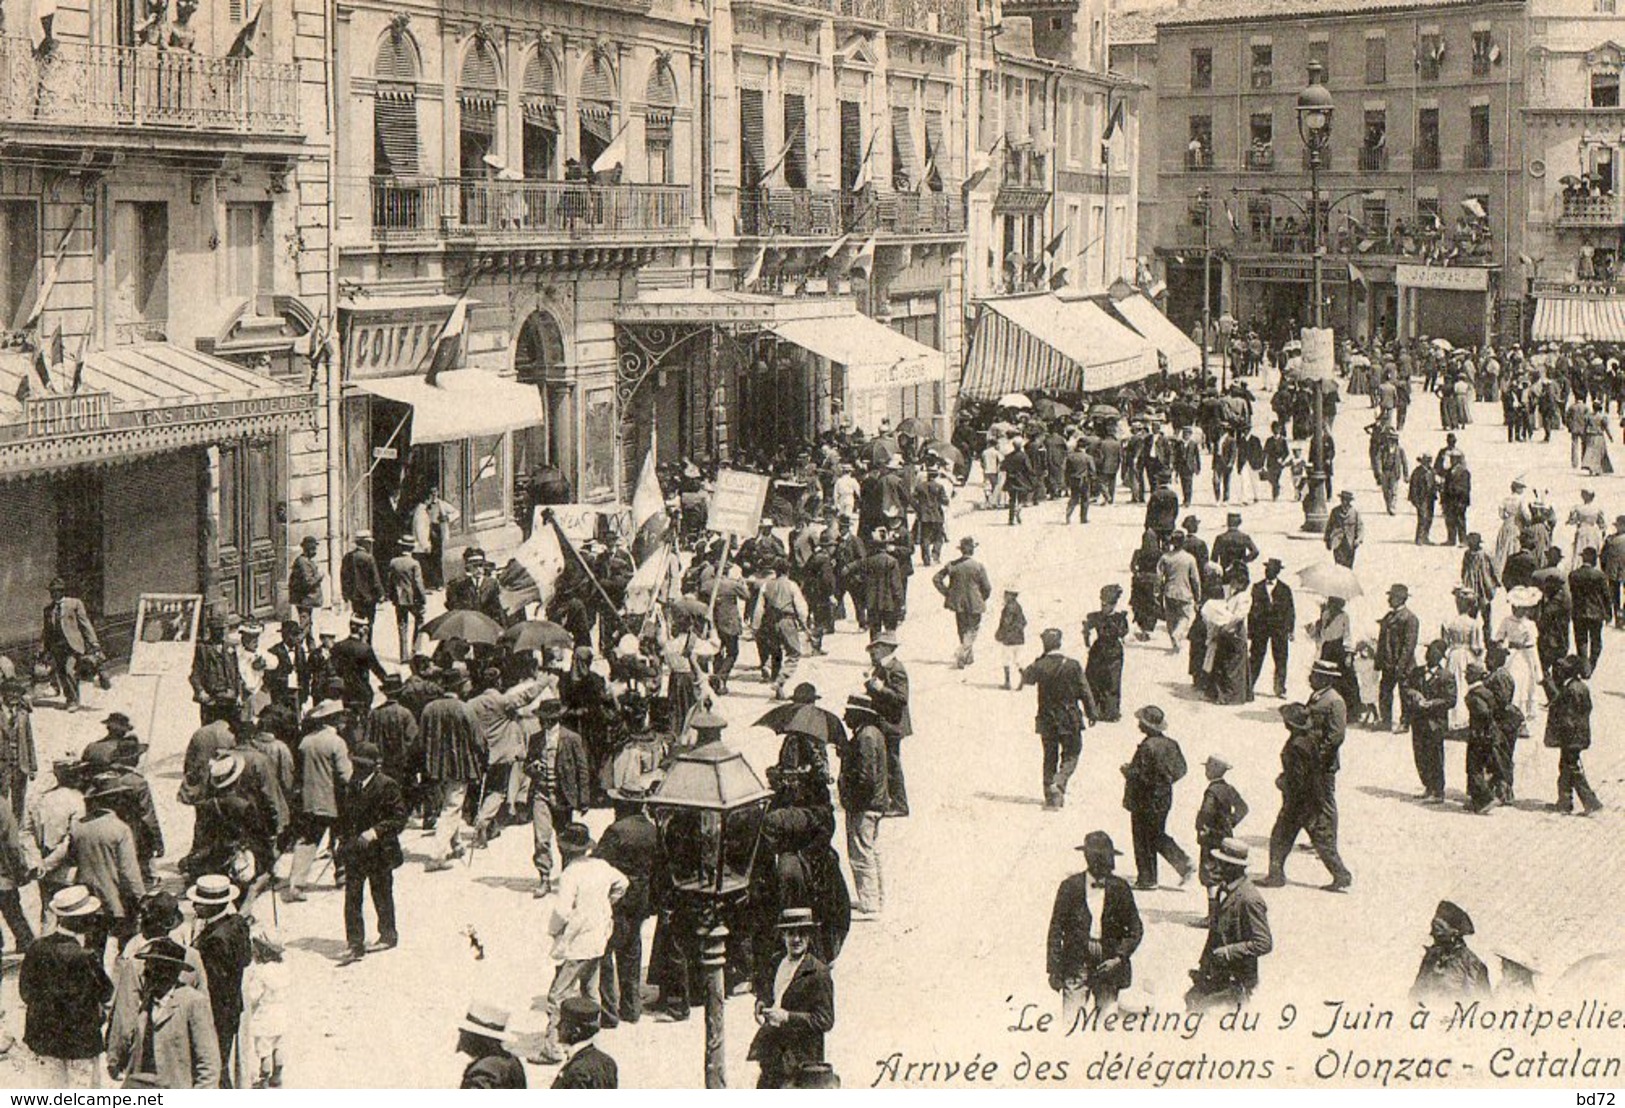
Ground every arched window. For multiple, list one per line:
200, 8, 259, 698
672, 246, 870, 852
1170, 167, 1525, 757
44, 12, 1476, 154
373, 31, 421, 177
522, 50, 561, 178
577, 51, 618, 174
459, 38, 503, 177
644, 61, 677, 184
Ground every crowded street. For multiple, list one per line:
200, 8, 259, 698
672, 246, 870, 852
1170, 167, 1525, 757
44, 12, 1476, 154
3, 359, 1623, 1089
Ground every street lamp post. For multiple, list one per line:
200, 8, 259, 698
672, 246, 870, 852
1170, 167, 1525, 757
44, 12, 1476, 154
1297, 61, 1334, 533
1199, 186, 1213, 383
1218, 312, 1236, 392
647, 741, 774, 1089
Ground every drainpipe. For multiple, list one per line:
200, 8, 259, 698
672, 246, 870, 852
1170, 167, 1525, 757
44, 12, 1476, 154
325, 0, 343, 598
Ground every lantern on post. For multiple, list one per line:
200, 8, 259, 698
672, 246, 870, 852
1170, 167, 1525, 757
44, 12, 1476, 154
648, 736, 773, 1089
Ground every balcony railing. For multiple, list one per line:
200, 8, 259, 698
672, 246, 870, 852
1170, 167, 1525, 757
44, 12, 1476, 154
1186, 149, 1213, 171
1414, 144, 1441, 171
747, 0, 964, 34
0, 35, 299, 135
1464, 141, 1493, 169
369, 178, 693, 243
1250, 69, 1273, 90
1471, 54, 1492, 78
1358, 147, 1388, 171
1245, 148, 1275, 171
737, 187, 963, 236
1557, 192, 1623, 228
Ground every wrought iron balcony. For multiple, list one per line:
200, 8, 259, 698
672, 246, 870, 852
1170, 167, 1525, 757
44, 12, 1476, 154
1245, 148, 1275, 171
1358, 147, 1388, 171
0, 35, 299, 136
738, 0, 964, 34
369, 177, 693, 245
1556, 192, 1624, 229
1185, 148, 1213, 172
1414, 144, 1441, 171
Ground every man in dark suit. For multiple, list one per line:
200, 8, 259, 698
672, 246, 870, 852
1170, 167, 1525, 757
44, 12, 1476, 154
863, 632, 911, 817
188, 874, 251, 1085
339, 532, 385, 640
1260, 701, 1353, 890
1020, 628, 1098, 811
748, 908, 834, 1089
1569, 547, 1611, 675
190, 615, 245, 726
552, 998, 619, 1088
1047, 830, 1143, 1022
1249, 558, 1295, 697
1063, 439, 1096, 524
1174, 428, 1201, 507
1121, 705, 1192, 889
1375, 583, 1421, 732
456, 1002, 527, 1088
1186, 839, 1272, 1010
1402, 641, 1455, 803
593, 796, 660, 1025
1001, 441, 1033, 525
1408, 458, 1437, 544
932, 537, 993, 669
332, 619, 388, 719
41, 578, 100, 713
18, 886, 113, 1085
263, 619, 310, 712
335, 743, 407, 965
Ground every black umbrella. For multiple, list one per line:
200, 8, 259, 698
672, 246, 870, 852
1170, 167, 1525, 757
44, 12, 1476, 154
895, 417, 932, 438
498, 619, 574, 652
754, 703, 848, 746
423, 609, 504, 645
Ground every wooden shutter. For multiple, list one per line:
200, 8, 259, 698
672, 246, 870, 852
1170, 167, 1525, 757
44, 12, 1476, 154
374, 93, 419, 176
783, 93, 807, 189
891, 105, 918, 185
840, 99, 862, 190
924, 109, 944, 190
579, 55, 615, 143
523, 52, 559, 131
740, 88, 765, 188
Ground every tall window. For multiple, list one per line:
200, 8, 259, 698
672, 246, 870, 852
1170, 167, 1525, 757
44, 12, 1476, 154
891, 105, 919, 190
114, 201, 168, 339
1471, 30, 1495, 77
1593, 70, 1621, 108
1190, 48, 1212, 90
1362, 109, 1386, 169
1249, 112, 1273, 168
225, 203, 272, 303
782, 94, 808, 189
1601, 0, 1618, 12
1363, 197, 1388, 238
578, 53, 617, 173
522, 52, 560, 179
840, 100, 864, 190
459, 38, 501, 177
1187, 115, 1212, 168
645, 63, 677, 185
1417, 196, 1442, 229
1417, 107, 1440, 168
373, 33, 420, 176
923, 108, 945, 191
1419, 33, 1443, 80
1247, 197, 1271, 238
1250, 43, 1273, 89
1308, 39, 1329, 82
1469, 104, 1491, 148
1365, 36, 1386, 84
0, 201, 38, 330
739, 88, 765, 190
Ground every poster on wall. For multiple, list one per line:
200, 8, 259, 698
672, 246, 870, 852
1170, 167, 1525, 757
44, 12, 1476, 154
128, 593, 204, 677
581, 389, 617, 501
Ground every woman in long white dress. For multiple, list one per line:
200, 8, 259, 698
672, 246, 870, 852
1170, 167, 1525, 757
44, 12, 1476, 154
1568, 488, 1607, 562
1497, 586, 1543, 723
1492, 481, 1532, 578
1442, 588, 1484, 731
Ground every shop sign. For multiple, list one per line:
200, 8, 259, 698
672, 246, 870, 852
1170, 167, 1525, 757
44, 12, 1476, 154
341, 302, 460, 379
129, 593, 204, 677
24, 391, 112, 439
708, 469, 771, 537
132, 392, 317, 429
1533, 279, 1625, 297
850, 356, 940, 391
1395, 264, 1491, 291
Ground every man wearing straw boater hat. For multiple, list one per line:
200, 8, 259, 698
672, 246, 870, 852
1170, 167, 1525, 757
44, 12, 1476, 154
748, 907, 834, 1088
189, 873, 250, 1085
455, 1000, 526, 1088
18, 886, 113, 1087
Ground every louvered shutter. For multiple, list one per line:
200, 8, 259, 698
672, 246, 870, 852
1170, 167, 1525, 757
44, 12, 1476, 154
783, 93, 807, 189
580, 56, 615, 144
740, 88, 765, 189
460, 40, 499, 135
840, 100, 862, 190
924, 108, 944, 190
523, 52, 559, 132
374, 93, 419, 176
891, 105, 918, 186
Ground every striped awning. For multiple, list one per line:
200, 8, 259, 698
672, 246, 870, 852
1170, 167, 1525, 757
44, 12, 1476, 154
1110, 293, 1203, 374
1531, 296, 1625, 343
960, 293, 1159, 399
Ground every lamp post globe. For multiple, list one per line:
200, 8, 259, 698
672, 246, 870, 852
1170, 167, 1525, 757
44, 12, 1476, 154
1296, 61, 1335, 532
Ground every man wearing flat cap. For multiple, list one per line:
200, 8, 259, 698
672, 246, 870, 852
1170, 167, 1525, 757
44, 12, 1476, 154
1047, 830, 1142, 1021
1411, 900, 1490, 1001
1186, 839, 1272, 1011
749, 908, 834, 1089
552, 998, 619, 1088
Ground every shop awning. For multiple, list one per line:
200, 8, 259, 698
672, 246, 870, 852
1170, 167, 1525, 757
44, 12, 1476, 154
616, 288, 852, 326
1531, 296, 1625, 343
1110, 293, 1203, 374
960, 293, 1159, 399
0, 343, 317, 480
352, 369, 545, 442
769, 312, 945, 392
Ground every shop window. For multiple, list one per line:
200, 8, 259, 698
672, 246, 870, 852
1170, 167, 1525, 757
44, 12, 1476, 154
1250, 43, 1272, 89
469, 435, 505, 521
225, 203, 272, 305
0, 200, 39, 330
113, 201, 168, 341
1190, 47, 1211, 90
1365, 37, 1386, 84
1593, 70, 1620, 108
784, 94, 808, 190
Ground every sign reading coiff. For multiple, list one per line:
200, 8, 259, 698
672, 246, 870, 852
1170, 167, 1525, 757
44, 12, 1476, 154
24, 391, 112, 439
1395, 264, 1492, 292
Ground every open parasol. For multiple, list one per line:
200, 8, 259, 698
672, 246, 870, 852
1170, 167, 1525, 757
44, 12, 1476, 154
1296, 562, 1364, 600
423, 609, 505, 645
895, 417, 933, 438
755, 702, 848, 746
667, 597, 713, 622
1088, 403, 1122, 421
1431, 337, 1454, 351
864, 435, 902, 465
1032, 398, 1073, 420
498, 619, 575, 653
997, 393, 1033, 410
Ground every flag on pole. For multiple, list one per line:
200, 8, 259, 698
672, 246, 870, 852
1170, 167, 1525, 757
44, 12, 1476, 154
591, 123, 631, 175
1348, 262, 1367, 288
1048, 264, 1068, 291
741, 245, 766, 288
850, 233, 877, 278
851, 134, 878, 192
29, 0, 56, 51
761, 137, 798, 184
32, 320, 61, 393
1224, 200, 1239, 232
1042, 228, 1067, 260
1148, 279, 1167, 298
629, 449, 668, 565
1103, 98, 1126, 142
421, 297, 468, 386
822, 232, 851, 262
495, 514, 568, 612
227, 2, 262, 58
15, 207, 80, 333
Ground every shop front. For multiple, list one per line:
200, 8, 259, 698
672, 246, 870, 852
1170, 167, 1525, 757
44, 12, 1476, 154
1529, 279, 1625, 344
340, 295, 546, 574
0, 345, 316, 653
1232, 259, 1352, 348
1395, 264, 1496, 349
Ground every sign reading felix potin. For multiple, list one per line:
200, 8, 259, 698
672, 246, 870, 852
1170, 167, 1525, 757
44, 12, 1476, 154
707, 469, 771, 537
129, 593, 204, 677
24, 391, 112, 438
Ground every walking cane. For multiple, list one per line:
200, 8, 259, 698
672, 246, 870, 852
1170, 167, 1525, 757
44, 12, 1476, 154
464, 770, 491, 870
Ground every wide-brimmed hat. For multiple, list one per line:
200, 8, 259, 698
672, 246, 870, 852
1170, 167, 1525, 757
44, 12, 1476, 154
790, 682, 819, 704
1077, 830, 1122, 856
85, 772, 135, 800
1205, 755, 1232, 774
1213, 838, 1250, 867
380, 673, 404, 693
777, 907, 818, 931
1310, 659, 1342, 680
351, 742, 381, 768
208, 753, 244, 790
136, 936, 191, 966
457, 1001, 513, 1043
306, 699, 345, 721
1434, 899, 1474, 936
1506, 586, 1543, 608
186, 874, 238, 906
1134, 705, 1167, 733
49, 885, 102, 918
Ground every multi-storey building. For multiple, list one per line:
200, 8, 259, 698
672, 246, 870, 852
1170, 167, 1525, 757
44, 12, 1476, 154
1150, 0, 1527, 351
1522, 0, 1625, 342
0, 0, 329, 646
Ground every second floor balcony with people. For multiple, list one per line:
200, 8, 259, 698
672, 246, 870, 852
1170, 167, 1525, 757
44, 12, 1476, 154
0, 33, 300, 140
368, 176, 692, 246
737, 185, 964, 237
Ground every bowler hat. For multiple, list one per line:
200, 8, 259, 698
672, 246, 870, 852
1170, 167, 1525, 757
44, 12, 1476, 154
791, 682, 820, 704
139, 892, 184, 934
1134, 705, 1167, 733
380, 673, 404, 693
457, 1001, 514, 1043
558, 822, 594, 854
1078, 830, 1122, 856
103, 712, 134, 731
1212, 838, 1250, 867
1387, 583, 1409, 599
1433, 899, 1474, 936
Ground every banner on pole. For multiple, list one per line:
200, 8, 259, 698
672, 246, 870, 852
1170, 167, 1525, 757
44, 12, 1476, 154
707, 469, 771, 537
128, 594, 204, 676
1300, 327, 1336, 382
